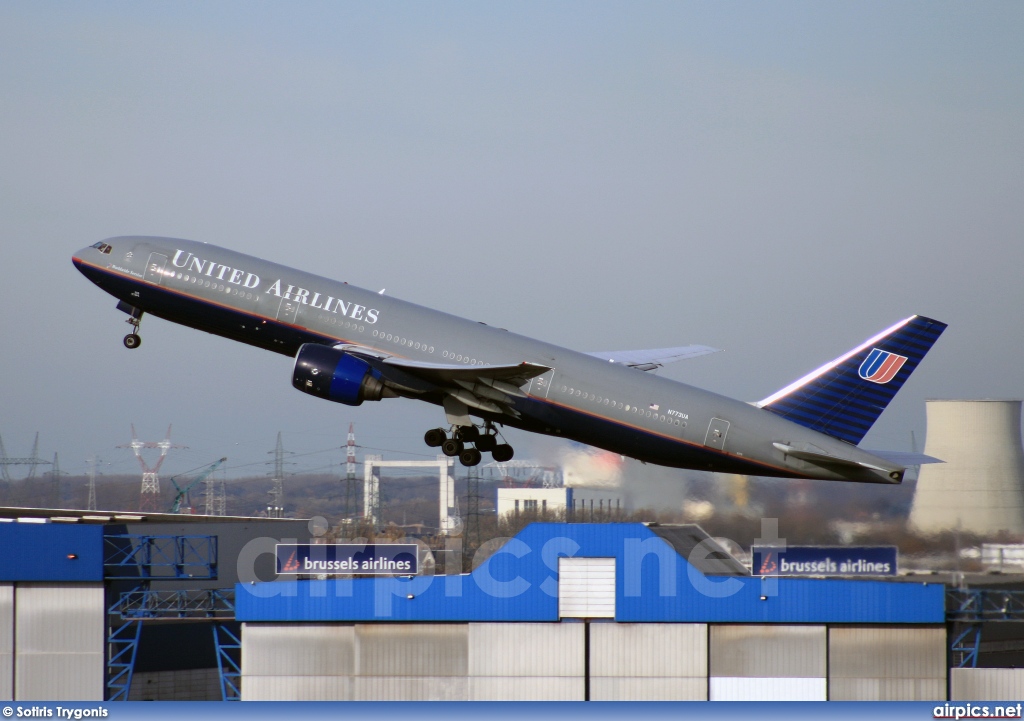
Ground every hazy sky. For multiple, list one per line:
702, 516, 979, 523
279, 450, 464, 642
1, 3, 1022, 489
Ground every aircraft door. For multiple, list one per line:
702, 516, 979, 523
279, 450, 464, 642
527, 369, 556, 399
704, 418, 730, 450
276, 297, 300, 324
143, 253, 169, 286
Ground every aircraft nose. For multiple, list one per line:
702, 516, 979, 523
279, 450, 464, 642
73, 240, 116, 265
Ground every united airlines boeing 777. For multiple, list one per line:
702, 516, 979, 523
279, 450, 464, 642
73, 237, 946, 483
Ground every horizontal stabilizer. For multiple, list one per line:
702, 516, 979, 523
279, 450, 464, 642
865, 450, 943, 466
772, 443, 890, 472
758, 315, 947, 445
587, 344, 720, 371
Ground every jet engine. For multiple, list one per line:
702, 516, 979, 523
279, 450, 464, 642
292, 344, 397, 406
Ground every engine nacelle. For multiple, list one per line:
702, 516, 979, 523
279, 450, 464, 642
292, 344, 395, 406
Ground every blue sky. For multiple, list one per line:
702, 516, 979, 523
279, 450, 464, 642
1, 3, 1022, 497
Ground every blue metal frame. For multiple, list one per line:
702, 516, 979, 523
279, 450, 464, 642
950, 623, 983, 669
114, 587, 235, 619
946, 588, 1024, 669
106, 619, 142, 701
947, 588, 1024, 622
213, 624, 242, 701
104, 534, 218, 579
104, 533, 225, 700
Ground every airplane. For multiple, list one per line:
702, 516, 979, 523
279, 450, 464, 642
73, 237, 946, 483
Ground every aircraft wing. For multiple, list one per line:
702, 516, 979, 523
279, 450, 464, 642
380, 357, 550, 386
586, 344, 720, 371
336, 343, 549, 417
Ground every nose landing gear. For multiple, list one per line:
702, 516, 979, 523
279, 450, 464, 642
423, 422, 514, 466
122, 306, 144, 349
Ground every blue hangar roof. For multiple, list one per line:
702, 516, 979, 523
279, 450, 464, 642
235, 523, 945, 624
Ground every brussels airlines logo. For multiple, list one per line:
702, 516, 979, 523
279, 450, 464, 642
858, 348, 908, 384
757, 552, 778, 575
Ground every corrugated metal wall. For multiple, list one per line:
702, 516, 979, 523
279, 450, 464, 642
951, 669, 1024, 699
242, 623, 355, 700
469, 622, 584, 700
354, 624, 468, 701
244, 622, 474, 701
0, 584, 11, 701
14, 583, 104, 700
709, 625, 827, 700
241, 620, 950, 701
589, 623, 707, 700
829, 626, 946, 701
243, 622, 586, 701
558, 558, 615, 619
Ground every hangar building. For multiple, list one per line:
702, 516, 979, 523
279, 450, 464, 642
2, 515, 1024, 702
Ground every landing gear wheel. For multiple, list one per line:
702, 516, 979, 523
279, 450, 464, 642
456, 426, 480, 442
123, 333, 141, 349
424, 428, 446, 447
492, 444, 514, 462
476, 434, 497, 453
459, 447, 482, 467
441, 438, 464, 457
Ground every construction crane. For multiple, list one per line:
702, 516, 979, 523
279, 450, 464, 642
169, 457, 227, 514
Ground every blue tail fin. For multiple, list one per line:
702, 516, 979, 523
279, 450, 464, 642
757, 315, 947, 445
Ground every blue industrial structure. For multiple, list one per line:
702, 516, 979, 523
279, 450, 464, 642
6, 518, 1023, 702
0, 521, 236, 701
0, 523, 104, 581
236, 523, 946, 625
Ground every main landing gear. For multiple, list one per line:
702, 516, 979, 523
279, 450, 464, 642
123, 307, 144, 349
424, 422, 513, 467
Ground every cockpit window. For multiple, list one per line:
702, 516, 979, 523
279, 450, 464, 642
90, 242, 113, 254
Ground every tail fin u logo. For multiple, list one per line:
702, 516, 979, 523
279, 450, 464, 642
858, 348, 908, 384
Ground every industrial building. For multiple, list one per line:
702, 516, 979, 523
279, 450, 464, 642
495, 487, 626, 519
236, 522, 947, 701
6, 512, 1024, 703
0, 510, 309, 701
910, 399, 1024, 535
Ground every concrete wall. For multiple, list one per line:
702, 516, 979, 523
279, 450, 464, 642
910, 400, 1024, 535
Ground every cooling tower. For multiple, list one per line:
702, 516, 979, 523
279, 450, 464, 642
909, 400, 1024, 535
